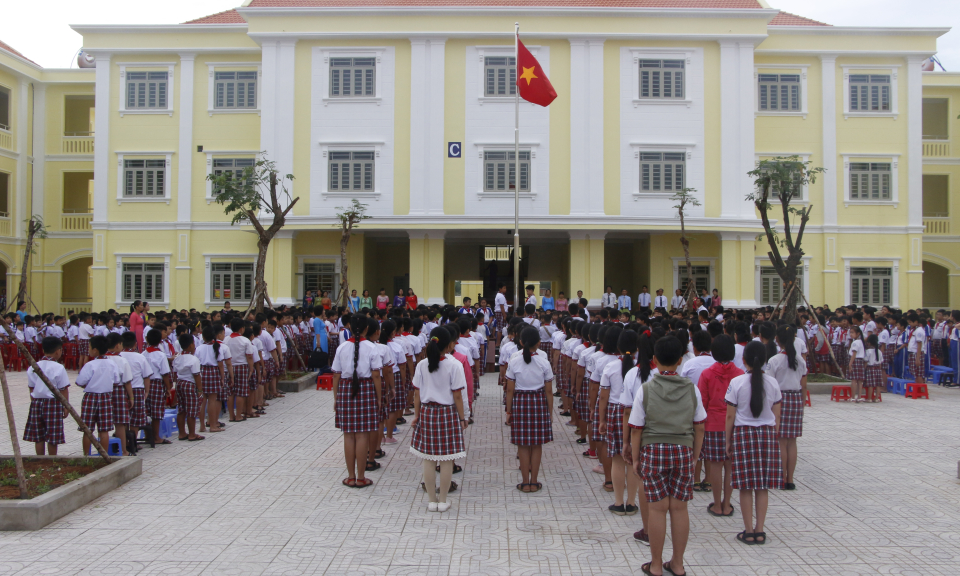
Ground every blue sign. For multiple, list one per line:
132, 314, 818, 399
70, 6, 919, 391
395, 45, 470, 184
448, 142, 461, 158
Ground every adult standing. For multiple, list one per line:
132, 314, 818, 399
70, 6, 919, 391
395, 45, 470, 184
394, 288, 406, 310
637, 286, 652, 314
406, 288, 418, 310
602, 286, 617, 310
360, 290, 374, 311
320, 291, 333, 310
653, 289, 668, 312
129, 300, 146, 351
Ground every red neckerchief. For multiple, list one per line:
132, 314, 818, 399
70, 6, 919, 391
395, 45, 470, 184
699, 352, 711, 356
649, 361, 657, 369
346, 338, 356, 343
230, 333, 242, 338
105, 352, 119, 356
401, 332, 411, 336
661, 370, 678, 376
145, 346, 160, 352
215, 340, 224, 344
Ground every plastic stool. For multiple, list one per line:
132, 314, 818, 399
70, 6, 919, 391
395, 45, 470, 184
886, 377, 908, 395
804, 390, 812, 407
317, 374, 334, 390
89, 437, 122, 456
159, 414, 178, 439
905, 383, 929, 399
830, 385, 852, 402
940, 373, 957, 388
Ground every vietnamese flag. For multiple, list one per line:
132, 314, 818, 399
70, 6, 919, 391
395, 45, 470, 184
516, 37, 557, 107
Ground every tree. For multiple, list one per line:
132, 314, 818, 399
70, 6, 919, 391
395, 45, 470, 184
334, 199, 371, 309
747, 156, 825, 324
208, 154, 297, 314
6, 215, 47, 314
671, 188, 701, 312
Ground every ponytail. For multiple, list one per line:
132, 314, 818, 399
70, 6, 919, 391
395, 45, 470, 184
426, 327, 450, 372
619, 329, 639, 378
350, 315, 366, 397
637, 335, 653, 382
776, 325, 797, 371
202, 326, 219, 359
520, 326, 540, 364
759, 321, 777, 365
743, 341, 767, 418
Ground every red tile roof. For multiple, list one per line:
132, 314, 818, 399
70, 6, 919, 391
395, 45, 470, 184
769, 11, 830, 26
184, 8, 247, 24
0, 39, 38, 66
246, 0, 764, 7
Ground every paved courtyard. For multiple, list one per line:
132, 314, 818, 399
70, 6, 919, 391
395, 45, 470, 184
0, 370, 958, 575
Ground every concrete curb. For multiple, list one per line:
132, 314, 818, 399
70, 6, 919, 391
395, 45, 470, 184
278, 372, 315, 393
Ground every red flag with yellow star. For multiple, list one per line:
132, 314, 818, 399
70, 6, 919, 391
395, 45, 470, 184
516, 37, 557, 107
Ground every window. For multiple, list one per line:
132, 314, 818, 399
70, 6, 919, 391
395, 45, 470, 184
214, 71, 257, 109
125, 71, 168, 109
212, 158, 255, 194
850, 162, 891, 201
0, 86, 10, 130
122, 263, 164, 302
756, 160, 804, 200
679, 265, 710, 296
484, 57, 516, 97
640, 152, 684, 192
758, 74, 800, 112
851, 267, 891, 306
759, 266, 803, 305
0, 172, 8, 217
304, 263, 336, 294
328, 151, 374, 192
639, 60, 684, 100
330, 58, 376, 97
483, 151, 530, 193
123, 159, 166, 197
211, 263, 254, 301
850, 74, 890, 112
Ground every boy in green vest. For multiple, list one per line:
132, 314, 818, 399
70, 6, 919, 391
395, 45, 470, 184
629, 336, 706, 576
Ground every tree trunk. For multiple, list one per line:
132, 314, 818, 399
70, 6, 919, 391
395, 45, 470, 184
780, 263, 800, 324
0, 361, 28, 498
339, 228, 350, 309
246, 238, 271, 316
11, 221, 36, 312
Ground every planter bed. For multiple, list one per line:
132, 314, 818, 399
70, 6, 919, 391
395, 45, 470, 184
0, 455, 142, 530
278, 372, 315, 393
808, 373, 850, 394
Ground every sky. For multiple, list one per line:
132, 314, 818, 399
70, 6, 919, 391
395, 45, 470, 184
0, 0, 956, 70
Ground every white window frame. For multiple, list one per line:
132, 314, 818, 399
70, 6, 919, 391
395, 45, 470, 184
842, 153, 900, 207
843, 257, 900, 308
296, 255, 341, 303
0, 83, 10, 131
116, 152, 173, 204
204, 150, 259, 203
114, 253, 170, 308
476, 45, 543, 106
118, 63, 175, 117
754, 65, 808, 118
753, 153, 811, 203
842, 65, 899, 119
754, 257, 811, 306
318, 142, 383, 198
206, 62, 262, 116
318, 48, 384, 106
629, 142, 695, 200
629, 48, 693, 108
671, 257, 716, 297
482, 149, 531, 194
204, 254, 257, 307
473, 142, 539, 199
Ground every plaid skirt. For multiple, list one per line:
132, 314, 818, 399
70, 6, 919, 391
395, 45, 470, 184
731, 425, 783, 491
885, 344, 896, 368
864, 364, 885, 388
479, 342, 487, 376
146, 378, 166, 419
263, 358, 277, 379
112, 383, 131, 426
832, 343, 848, 367
574, 376, 591, 420
410, 402, 466, 460
23, 397, 65, 444
231, 364, 250, 398
510, 388, 553, 446
80, 391, 114, 433
700, 430, 728, 462
605, 402, 625, 457
387, 371, 406, 413
130, 388, 148, 428
26, 342, 38, 359
910, 352, 925, 382
329, 334, 340, 352
200, 365, 222, 396
640, 443, 694, 502
849, 357, 865, 381
554, 357, 567, 397
590, 391, 604, 442
778, 391, 803, 438
539, 341, 553, 355
334, 377, 379, 433
176, 379, 202, 419
249, 365, 261, 391
494, 311, 505, 332
78, 339, 90, 358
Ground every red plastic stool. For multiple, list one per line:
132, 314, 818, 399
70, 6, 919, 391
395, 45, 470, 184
317, 374, 334, 390
805, 390, 812, 407
830, 385, 852, 402
905, 383, 929, 399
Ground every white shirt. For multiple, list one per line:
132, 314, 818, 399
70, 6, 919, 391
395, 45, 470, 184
387, 341, 404, 373
601, 293, 617, 308
733, 343, 746, 371
260, 332, 277, 356
196, 342, 227, 366
865, 348, 884, 366
848, 339, 865, 361
766, 351, 806, 392
67, 325, 79, 341
525, 295, 537, 307
628, 378, 708, 427
618, 365, 658, 407
120, 350, 154, 389
522, 317, 541, 329
933, 321, 948, 340
506, 350, 554, 391
76, 357, 121, 394
331, 339, 383, 379
142, 348, 171, 381
794, 336, 808, 355
907, 327, 926, 354
225, 334, 256, 364
725, 373, 782, 427
458, 336, 480, 360
494, 292, 508, 312
551, 330, 565, 351
679, 354, 716, 388
28, 359, 71, 399
638, 292, 651, 307
590, 353, 618, 383
671, 295, 686, 309
454, 341, 474, 367
499, 341, 518, 366
654, 295, 668, 309
173, 353, 202, 383
78, 323, 95, 340
599, 358, 624, 399
104, 353, 134, 385
413, 356, 466, 405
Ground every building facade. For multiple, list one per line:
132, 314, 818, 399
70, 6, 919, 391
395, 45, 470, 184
0, 0, 958, 313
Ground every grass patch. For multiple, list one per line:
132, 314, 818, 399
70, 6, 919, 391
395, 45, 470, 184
808, 373, 849, 383
0, 457, 111, 499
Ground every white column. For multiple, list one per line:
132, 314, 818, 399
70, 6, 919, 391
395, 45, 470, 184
906, 56, 924, 230
260, 39, 297, 201
820, 55, 837, 227
92, 53, 111, 224
15, 80, 28, 237
32, 83, 46, 220
177, 54, 195, 224
719, 41, 756, 219
569, 37, 605, 216
409, 37, 446, 215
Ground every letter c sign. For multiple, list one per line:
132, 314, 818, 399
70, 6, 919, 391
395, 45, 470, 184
448, 142, 461, 158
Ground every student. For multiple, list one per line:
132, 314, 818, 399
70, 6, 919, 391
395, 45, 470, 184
104, 333, 135, 456
225, 318, 256, 423
600, 329, 639, 515
863, 334, 884, 403
382, 320, 405, 445
591, 325, 622, 491
457, 297, 473, 316
366, 318, 392, 471
506, 326, 554, 493
629, 336, 706, 576
196, 327, 226, 433
494, 284, 509, 344
173, 334, 204, 441
76, 335, 121, 456
24, 337, 71, 455
331, 316, 384, 489
697, 334, 742, 517
620, 333, 657, 544
847, 325, 866, 402
120, 332, 154, 444
725, 341, 783, 546
410, 327, 468, 512
248, 322, 267, 417
767, 326, 807, 491
906, 313, 926, 383
142, 329, 173, 444
498, 322, 520, 409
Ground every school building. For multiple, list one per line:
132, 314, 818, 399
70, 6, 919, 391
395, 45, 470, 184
0, 1, 958, 313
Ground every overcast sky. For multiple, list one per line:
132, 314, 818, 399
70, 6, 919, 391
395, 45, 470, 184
0, 0, 956, 70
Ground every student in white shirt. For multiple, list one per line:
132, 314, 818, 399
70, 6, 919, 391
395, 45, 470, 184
75, 335, 122, 456
78, 315, 96, 369
494, 284, 509, 345
103, 333, 135, 455
142, 329, 173, 445
225, 318, 256, 422
120, 331, 154, 442
506, 326, 554, 494
599, 329, 639, 516
172, 334, 203, 441
196, 327, 227, 434
847, 326, 866, 402
863, 334, 884, 404
24, 337, 71, 455
767, 326, 807, 491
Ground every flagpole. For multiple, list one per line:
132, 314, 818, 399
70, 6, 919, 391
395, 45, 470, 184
513, 22, 521, 316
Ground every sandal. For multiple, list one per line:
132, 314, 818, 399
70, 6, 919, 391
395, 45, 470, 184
396, 417, 407, 424
736, 531, 756, 545
707, 503, 736, 517
602, 481, 614, 492
365, 461, 381, 472
576, 438, 587, 444
374, 448, 386, 459
516, 483, 529, 491
177, 436, 189, 441
753, 531, 766, 545
663, 561, 686, 576
343, 477, 356, 487
157, 439, 172, 445
528, 482, 542, 493
188, 435, 205, 442
355, 478, 373, 488
641, 562, 662, 576
449, 481, 458, 493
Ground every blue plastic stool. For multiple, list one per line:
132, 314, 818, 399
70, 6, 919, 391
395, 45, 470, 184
89, 437, 122, 456
886, 378, 908, 395
159, 414, 177, 439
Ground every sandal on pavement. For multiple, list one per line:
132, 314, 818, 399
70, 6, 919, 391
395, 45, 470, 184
374, 449, 386, 459
602, 481, 614, 492
707, 503, 736, 517
188, 435, 205, 441
343, 477, 356, 487
663, 561, 685, 576
355, 478, 373, 488
641, 562, 662, 576
365, 461, 381, 471
736, 531, 756, 545
528, 482, 542, 493
753, 531, 766, 545
516, 483, 528, 491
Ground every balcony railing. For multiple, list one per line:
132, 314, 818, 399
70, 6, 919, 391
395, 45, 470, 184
0, 128, 11, 151
61, 213, 92, 231
60, 301, 92, 317
923, 216, 950, 235
923, 139, 951, 158
62, 133, 94, 154
0, 217, 10, 237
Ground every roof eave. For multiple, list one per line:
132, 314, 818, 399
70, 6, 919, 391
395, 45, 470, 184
236, 5, 781, 19
769, 25, 950, 37
70, 24, 249, 34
